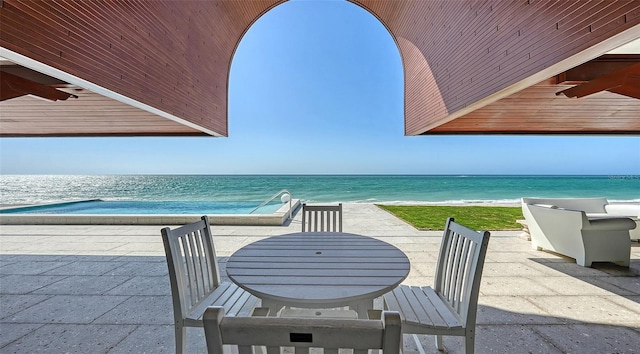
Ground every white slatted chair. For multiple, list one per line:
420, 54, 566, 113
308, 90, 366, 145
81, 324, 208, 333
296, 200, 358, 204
203, 306, 402, 354
301, 203, 343, 232
161, 216, 259, 354
383, 217, 490, 354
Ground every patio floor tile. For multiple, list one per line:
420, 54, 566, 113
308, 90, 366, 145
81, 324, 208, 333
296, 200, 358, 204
0, 294, 51, 320
481, 277, 559, 296
597, 275, 640, 294
93, 295, 173, 325
31, 275, 131, 295
42, 261, 125, 276
105, 276, 172, 296
4, 295, 129, 324
534, 324, 640, 354
530, 276, 632, 296
0, 323, 44, 348
525, 295, 640, 325
436, 325, 563, 354
0, 261, 70, 275
106, 261, 168, 276
106, 325, 208, 354
0, 275, 67, 295
476, 296, 569, 325
482, 262, 548, 277
1, 323, 136, 354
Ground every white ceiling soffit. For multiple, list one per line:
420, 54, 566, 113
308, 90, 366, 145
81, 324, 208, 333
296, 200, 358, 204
608, 38, 640, 54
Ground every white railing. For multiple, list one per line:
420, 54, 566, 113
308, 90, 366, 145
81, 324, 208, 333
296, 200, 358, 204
250, 189, 293, 220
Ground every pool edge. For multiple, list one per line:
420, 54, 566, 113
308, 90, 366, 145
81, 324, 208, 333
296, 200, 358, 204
0, 199, 301, 226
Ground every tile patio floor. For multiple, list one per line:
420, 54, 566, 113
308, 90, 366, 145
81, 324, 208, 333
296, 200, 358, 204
1, 203, 639, 353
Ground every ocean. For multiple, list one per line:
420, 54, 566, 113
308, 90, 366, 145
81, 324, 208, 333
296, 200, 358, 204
1, 175, 638, 206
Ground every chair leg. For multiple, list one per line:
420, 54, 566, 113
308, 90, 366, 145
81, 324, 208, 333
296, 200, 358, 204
175, 325, 186, 354
435, 335, 444, 351
464, 335, 474, 354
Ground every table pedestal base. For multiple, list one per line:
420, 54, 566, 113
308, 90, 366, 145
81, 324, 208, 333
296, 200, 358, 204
261, 298, 374, 319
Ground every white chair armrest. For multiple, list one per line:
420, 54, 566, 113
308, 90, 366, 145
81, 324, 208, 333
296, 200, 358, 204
585, 217, 636, 231
605, 204, 640, 218
534, 204, 558, 209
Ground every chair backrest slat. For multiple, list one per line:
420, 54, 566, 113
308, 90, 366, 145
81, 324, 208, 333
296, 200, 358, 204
434, 217, 490, 326
447, 233, 463, 305
453, 235, 471, 313
204, 307, 402, 354
178, 235, 196, 308
439, 232, 456, 302
192, 230, 207, 295
187, 232, 202, 303
461, 240, 480, 315
196, 230, 211, 300
162, 216, 221, 322
301, 203, 343, 232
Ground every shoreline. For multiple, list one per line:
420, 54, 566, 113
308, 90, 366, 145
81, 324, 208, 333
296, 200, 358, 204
4, 200, 640, 210
2, 200, 524, 209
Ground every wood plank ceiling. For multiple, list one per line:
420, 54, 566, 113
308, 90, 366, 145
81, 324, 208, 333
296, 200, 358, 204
430, 78, 640, 134
0, 87, 203, 137
353, 0, 640, 135
429, 54, 640, 134
0, 0, 286, 137
557, 62, 640, 100
1, 0, 639, 137
0, 61, 203, 136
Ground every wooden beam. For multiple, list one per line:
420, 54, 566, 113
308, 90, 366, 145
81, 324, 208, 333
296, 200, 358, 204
0, 71, 77, 101
558, 54, 640, 83
557, 63, 640, 99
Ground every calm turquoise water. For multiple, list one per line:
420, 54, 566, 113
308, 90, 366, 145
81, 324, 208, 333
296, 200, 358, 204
1, 175, 638, 206
0, 200, 282, 215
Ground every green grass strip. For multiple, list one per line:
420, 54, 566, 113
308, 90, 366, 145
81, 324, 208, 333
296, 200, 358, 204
376, 205, 523, 231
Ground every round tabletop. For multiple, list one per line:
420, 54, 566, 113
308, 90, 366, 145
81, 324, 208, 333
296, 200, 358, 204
226, 232, 410, 307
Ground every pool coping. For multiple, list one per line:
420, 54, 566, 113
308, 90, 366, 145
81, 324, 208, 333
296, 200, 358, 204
0, 199, 301, 226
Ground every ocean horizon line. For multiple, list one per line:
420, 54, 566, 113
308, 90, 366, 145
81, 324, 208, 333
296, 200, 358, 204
2, 173, 639, 177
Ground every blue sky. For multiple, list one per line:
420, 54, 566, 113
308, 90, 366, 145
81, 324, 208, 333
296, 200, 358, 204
1, 0, 639, 175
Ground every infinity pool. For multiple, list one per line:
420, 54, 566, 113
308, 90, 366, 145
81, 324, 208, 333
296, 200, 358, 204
0, 200, 283, 215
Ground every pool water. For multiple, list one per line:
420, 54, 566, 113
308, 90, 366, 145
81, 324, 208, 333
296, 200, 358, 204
0, 200, 283, 215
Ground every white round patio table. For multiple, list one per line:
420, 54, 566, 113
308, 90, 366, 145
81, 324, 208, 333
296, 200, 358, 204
225, 232, 410, 318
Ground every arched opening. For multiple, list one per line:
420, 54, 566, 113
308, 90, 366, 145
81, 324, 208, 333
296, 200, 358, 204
226, 0, 405, 173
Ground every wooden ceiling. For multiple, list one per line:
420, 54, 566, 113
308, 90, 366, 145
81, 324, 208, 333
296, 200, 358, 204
1, 71, 77, 102
556, 62, 640, 100
0, 62, 205, 136
1, 0, 639, 137
429, 54, 640, 134
429, 78, 640, 134
0, 0, 285, 137
353, 0, 640, 135
0, 87, 204, 137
